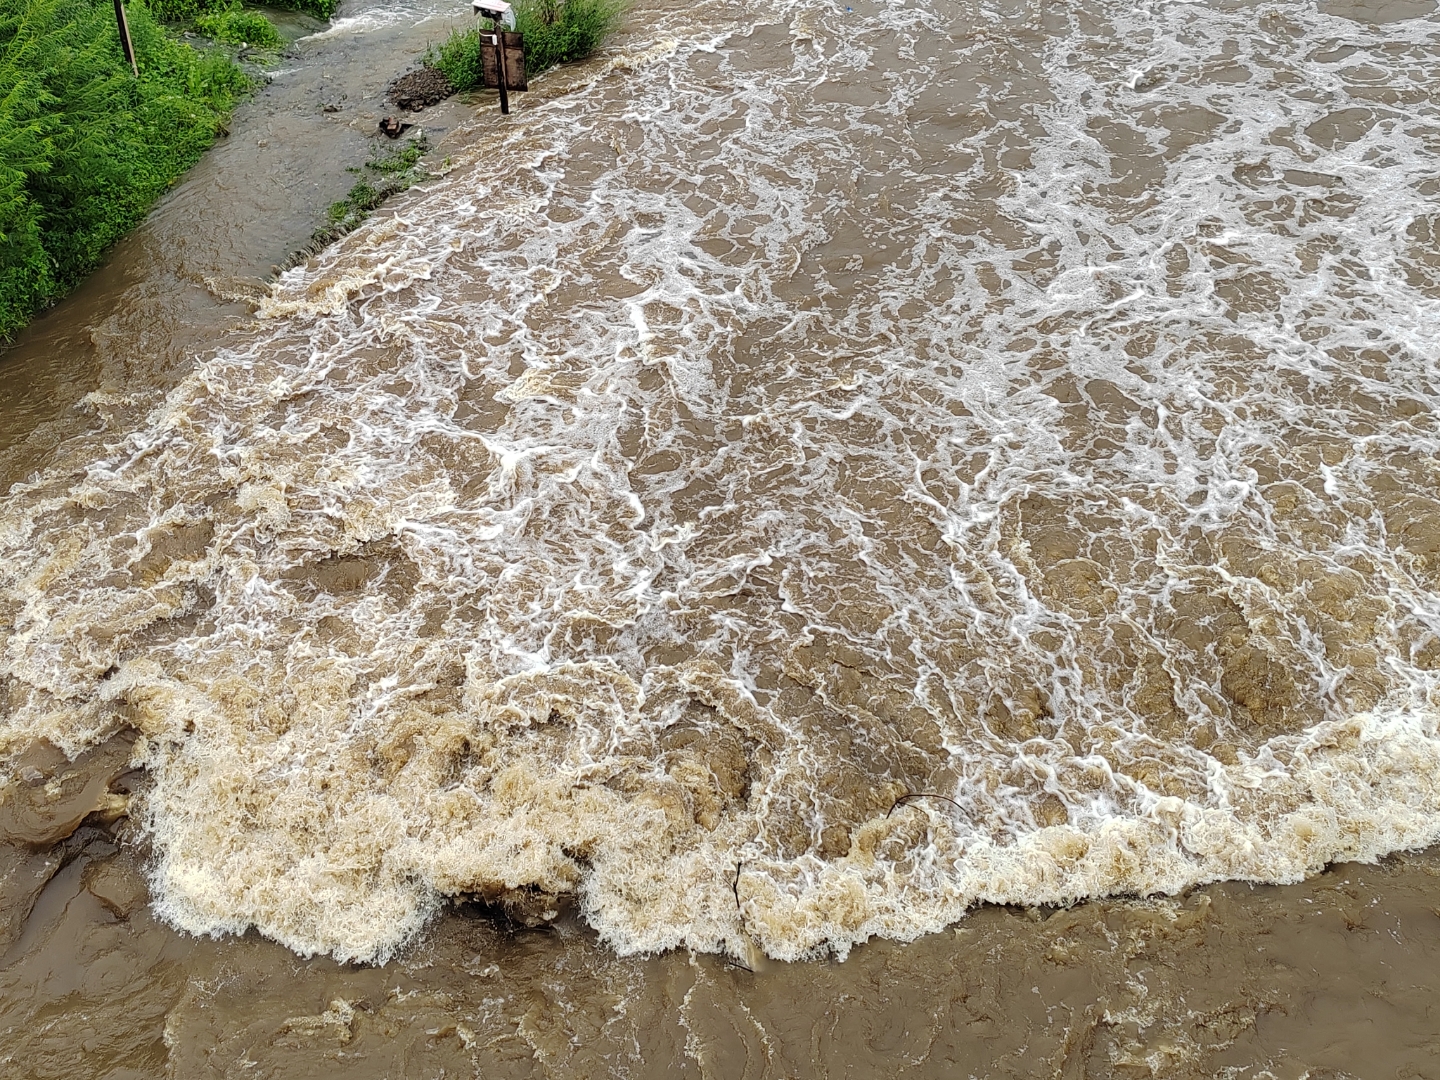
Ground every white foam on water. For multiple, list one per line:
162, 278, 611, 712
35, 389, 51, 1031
302, 0, 458, 39
4, 0, 1440, 963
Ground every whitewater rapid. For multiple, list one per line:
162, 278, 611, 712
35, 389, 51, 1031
3, 0, 1440, 963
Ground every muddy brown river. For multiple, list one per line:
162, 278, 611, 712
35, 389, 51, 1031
4, 0, 1440, 1073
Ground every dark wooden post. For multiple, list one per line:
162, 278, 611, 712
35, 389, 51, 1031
113, 0, 138, 77
475, 2, 524, 115
494, 18, 510, 115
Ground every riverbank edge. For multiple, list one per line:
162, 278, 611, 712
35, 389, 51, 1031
0, 2, 270, 341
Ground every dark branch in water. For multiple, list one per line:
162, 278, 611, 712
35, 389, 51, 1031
725, 859, 756, 971
887, 792, 963, 817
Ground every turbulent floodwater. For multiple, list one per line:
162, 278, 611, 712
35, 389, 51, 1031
4, 0, 1440, 976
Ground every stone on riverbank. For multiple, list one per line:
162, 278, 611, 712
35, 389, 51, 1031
389, 67, 455, 111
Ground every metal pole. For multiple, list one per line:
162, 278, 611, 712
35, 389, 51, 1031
113, 0, 138, 77
494, 19, 510, 115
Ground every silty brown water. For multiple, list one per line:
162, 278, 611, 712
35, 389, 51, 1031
3, 0, 1440, 1072
9, 838, 1440, 1076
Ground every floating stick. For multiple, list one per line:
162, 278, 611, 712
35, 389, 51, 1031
886, 792, 964, 817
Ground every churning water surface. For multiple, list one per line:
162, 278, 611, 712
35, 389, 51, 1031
3, 0, 1440, 984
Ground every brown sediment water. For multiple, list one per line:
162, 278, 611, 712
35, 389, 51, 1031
4, 0, 1440, 1072
7, 839, 1440, 1077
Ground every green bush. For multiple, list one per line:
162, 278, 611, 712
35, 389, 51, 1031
195, 6, 281, 46
143, 0, 337, 22
0, 0, 250, 338
139, 0, 224, 21
429, 0, 627, 91
430, 24, 482, 90
514, 0, 626, 74
270, 0, 336, 19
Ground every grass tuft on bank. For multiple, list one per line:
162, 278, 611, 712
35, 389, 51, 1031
279, 135, 430, 272
429, 0, 628, 92
194, 7, 283, 47
0, 0, 252, 339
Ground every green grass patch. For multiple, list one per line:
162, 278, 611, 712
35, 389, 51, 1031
139, 0, 221, 21
140, 0, 287, 53
195, 7, 282, 47
280, 134, 429, 270
267, 0, 336, 20
0, 0, 252, 338
142, 0, 336, 23
429, 0, 628, 91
